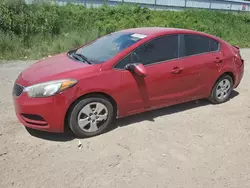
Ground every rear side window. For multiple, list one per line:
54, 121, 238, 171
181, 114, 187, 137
183, 34, 219, 57
210, 39, 219, 51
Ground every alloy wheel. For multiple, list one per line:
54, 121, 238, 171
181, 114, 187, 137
77, 102, 108, 133
215, 78, 231, 100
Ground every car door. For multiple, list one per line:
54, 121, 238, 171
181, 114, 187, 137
178, 34, 223, 100
113, 34, 186, 116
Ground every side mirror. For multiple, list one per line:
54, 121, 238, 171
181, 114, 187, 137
125, 63, 147, 77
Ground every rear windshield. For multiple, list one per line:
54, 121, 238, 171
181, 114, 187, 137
75, 32, 147, 64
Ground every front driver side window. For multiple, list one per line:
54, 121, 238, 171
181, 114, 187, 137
114, 35, 179, 69
133, 35, 179, 66
114, 54, 131, 69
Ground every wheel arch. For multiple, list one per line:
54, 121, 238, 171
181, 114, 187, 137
64, 92, 118, 132
216, 71, 235, 84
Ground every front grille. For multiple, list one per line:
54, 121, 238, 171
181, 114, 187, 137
13, 84, 24, 97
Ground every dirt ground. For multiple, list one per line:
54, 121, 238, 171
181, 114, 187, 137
0, 49, 250, 188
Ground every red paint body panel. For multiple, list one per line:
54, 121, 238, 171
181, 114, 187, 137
13, 27, 244, 133
14, 90, 75, 133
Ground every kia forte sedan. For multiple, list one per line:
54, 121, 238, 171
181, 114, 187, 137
13, 27, 244, 137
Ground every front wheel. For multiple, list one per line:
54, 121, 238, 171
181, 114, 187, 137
209, 75, 233, 104
68, 96, 114, 138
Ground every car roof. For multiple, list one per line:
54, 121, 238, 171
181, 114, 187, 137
121, 27, 190, 35
120, 27, 219, 40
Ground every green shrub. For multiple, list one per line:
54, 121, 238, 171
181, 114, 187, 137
1, 0, 250, 60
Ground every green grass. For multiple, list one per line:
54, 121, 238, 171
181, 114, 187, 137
1, 0, 250, 60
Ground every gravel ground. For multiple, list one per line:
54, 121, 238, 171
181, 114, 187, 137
0, 50, 250, 188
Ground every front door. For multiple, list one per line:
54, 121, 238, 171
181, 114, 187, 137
114, 34, 186, 116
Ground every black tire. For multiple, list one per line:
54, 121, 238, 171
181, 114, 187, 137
209, 75, 233, 104
68, 95, 114, 138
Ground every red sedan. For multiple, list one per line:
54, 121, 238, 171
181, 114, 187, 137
13, 27, 244, 137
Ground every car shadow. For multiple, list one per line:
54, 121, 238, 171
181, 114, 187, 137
26, 90, 239, 141
112, 90, 239, 129
25, 127, 75, 142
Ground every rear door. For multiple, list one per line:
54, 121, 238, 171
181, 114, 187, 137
179, 34, 222, 99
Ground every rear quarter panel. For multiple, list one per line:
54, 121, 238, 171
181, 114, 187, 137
205, 40, 236, 96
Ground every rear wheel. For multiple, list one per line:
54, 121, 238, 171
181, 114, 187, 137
209, 75, 233, 104
68, 96, 114, 138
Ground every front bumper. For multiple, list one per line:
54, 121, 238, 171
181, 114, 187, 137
13, 88, 77, 133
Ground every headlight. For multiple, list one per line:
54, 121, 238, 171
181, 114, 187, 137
25, 79, 78, 98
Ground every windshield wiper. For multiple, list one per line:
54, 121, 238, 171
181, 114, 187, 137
71, 53, 92, 64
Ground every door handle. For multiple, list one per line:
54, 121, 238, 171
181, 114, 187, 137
171, 67, 183, 74
215, 57, 223, 63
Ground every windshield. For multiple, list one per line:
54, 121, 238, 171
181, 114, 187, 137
75, 32, 147, 64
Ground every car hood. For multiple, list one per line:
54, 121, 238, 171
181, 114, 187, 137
18, 53, 100, 86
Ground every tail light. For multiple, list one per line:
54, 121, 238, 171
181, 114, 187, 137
232, 45, 244, 67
